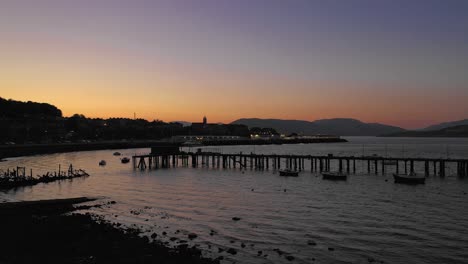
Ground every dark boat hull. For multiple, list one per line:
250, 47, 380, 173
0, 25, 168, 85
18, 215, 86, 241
393, 174, 425, 184
279, 170, 299, 177
322, 173, 347, 181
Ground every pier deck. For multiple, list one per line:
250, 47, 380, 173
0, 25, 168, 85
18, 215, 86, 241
132, 152, 468, 177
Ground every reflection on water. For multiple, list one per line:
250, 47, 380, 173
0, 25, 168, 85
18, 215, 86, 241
1, 137, 468, 263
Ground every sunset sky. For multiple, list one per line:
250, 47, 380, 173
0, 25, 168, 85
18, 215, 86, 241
1, 0, 467, 129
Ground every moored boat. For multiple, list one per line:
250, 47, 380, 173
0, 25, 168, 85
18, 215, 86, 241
279, 169, 299, 177
393, 173, 425, 184
121, 157, 130, 164
99, 160, 106, 166
113, 152, 121, 156
322, 172, 347, 181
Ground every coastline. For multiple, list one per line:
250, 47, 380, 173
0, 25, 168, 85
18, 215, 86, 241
0, 197, 219, 264
0, 138, 346, 159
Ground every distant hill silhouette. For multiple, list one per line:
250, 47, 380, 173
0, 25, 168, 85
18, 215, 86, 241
0, 97, 62, 118
420, 119, 468, 131
0, 98, 252, 144
231, 118, 405, 136
383, 125, 468, 137
170, 121, 192, 127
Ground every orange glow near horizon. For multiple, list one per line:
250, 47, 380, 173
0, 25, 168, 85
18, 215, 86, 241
1, 2, 467, 130
2, 74, 465, 129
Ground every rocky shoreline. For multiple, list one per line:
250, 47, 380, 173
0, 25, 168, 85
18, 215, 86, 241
0, 197, 219, 264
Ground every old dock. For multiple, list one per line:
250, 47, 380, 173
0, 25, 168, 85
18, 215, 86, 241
0, 164, 89, 189
132, 147, 468, 177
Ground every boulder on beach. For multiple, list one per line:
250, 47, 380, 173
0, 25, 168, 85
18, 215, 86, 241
227, 248, 237, 255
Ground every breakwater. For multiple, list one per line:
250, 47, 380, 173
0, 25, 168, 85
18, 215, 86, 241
0, 137, 346, 159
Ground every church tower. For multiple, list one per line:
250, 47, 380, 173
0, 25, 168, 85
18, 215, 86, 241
203, 116, 207, 128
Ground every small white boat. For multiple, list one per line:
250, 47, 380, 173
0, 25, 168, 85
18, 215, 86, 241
279, 169, 299, 177
121, 157, 130, 164
99, 160, 106, 166
393, 173, 425, 184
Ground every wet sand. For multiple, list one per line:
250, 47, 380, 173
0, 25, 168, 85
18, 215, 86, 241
0, 197, 219, 264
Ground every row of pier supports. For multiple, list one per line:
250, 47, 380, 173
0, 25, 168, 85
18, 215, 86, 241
132, 153, 468, 177
457, 161, 468, 177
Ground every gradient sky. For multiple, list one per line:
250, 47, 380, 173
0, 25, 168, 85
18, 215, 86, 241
1, 0, 467, 129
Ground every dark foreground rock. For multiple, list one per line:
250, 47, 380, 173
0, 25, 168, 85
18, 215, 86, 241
0, 197, 218, 264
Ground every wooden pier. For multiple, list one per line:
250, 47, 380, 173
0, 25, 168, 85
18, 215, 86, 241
132, 152, 468, 177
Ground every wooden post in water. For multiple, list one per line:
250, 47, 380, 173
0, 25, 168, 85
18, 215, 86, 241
465, 162, 468, 177
440, 161, 445, 177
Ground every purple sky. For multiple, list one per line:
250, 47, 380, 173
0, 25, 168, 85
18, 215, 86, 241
1, 0, 467, 128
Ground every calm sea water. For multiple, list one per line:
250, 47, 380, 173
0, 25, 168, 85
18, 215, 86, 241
1, 137, 468, 264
